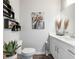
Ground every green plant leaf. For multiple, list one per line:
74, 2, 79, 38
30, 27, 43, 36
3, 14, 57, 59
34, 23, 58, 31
3, 40, 21, 57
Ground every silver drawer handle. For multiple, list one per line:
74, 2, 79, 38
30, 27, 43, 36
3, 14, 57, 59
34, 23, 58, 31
67, 49, 75, 55
55, 46, 57, 51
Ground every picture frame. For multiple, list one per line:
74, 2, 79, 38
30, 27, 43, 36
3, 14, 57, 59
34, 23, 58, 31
32, 12, 45, 29
4, 19, 16, 29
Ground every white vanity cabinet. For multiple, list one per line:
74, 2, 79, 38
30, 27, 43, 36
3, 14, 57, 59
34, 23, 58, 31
58, 47, 75, 59
49, 36, 75, 59
50, 36, 58, 59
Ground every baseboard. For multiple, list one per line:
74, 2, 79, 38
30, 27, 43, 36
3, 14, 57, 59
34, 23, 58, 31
34, 51, 45, 55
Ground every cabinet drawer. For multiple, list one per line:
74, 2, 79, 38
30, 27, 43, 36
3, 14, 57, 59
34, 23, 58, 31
50, 36, 75, 55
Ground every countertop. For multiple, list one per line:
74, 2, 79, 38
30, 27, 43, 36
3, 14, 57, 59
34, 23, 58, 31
49, 33, 75, 47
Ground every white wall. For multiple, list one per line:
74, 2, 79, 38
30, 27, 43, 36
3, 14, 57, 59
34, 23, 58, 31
4, 0, 20, 42
20, 0, 61, 51
4, 30, 20, 42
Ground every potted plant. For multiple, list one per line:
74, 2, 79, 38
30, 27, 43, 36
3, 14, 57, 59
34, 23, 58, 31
3, 40, 21, 59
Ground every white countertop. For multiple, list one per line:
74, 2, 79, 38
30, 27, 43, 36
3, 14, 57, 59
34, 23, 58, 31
49, 33, 75, 47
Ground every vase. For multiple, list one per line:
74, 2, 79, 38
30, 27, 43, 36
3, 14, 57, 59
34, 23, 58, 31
56, 28, 65, 36
55, 17, 65, 36
6, 54, 17, 59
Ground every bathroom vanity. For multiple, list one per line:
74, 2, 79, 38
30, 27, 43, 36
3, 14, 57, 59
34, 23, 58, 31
50, 0, 75, 59
49, 33, 75, 59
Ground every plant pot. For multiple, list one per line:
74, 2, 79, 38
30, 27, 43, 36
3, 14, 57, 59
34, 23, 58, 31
6, 54, 17, 59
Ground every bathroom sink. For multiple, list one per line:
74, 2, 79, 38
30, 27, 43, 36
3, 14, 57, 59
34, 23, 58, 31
70, 35, 75, 38
64, 35, 75, 40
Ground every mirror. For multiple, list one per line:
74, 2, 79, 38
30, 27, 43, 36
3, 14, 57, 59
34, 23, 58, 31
61, 0, 75, 11
61, 1, 75, 37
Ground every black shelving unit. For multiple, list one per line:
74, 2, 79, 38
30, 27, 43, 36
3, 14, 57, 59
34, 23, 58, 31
3, 0, 15, 19
3, 0, 21, 31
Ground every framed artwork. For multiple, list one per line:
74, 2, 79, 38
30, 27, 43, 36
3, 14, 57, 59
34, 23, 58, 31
4, 19, 16, 29
32, 12, 45, 29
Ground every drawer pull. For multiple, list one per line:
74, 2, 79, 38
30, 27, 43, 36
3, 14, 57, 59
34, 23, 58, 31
55, 46, 57, 51
67, 49, 75, 55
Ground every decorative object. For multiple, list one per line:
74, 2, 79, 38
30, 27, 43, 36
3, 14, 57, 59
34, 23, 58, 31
55, 16, 69, 36
55, 16, 64, 36
4, 19, 14, 29
3, 40, 21, 59
64, 18, 69, 31
4, 19, 21, 31
11, 22, 21, 31
32, 12, 45, 29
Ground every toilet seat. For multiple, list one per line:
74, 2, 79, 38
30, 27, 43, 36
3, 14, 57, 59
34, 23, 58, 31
22, 48, 36, 56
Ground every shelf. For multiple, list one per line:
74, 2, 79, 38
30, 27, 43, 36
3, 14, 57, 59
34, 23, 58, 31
3, 0, 11, 9
3, 0, 21, 31
3, 5, 11, 12
4, 19, 20, 28
3, 0, 15, 19
3, 11, 14, 19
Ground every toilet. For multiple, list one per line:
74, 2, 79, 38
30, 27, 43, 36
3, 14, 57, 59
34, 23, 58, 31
17, 40, 36, 59
22, 48, 36, 59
